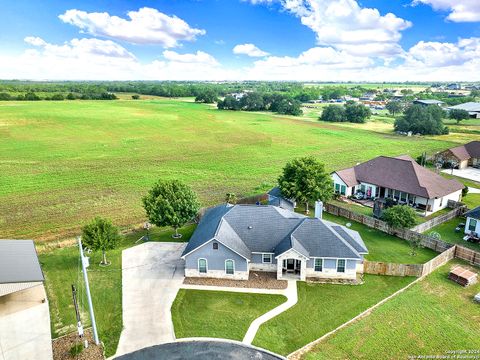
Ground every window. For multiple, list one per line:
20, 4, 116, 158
469, 218, 477, 232
198, 259, 207, 273
340, 185, 346, 195
314, 258, 323, 272
337, 259, 346, 273
262, 254, 272, 263
225, 259, 234, 275
335, 183, 340, 193
213, 242, 218, 250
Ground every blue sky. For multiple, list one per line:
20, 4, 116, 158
0, 0, 479, 81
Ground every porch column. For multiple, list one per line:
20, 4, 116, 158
277, 258, 283, 280
300, 259, 307, 281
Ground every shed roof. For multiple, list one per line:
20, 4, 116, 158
0, 240, 44, 284
448, 102, 480, 113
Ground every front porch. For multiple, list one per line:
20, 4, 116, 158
276, 250, 307, 281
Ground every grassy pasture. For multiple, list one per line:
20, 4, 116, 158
0, 98, 474, 241
302, 260, 480, 360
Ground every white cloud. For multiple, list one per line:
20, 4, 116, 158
59, 7, 206, 47
248, 0, 411, 57
413, 0, 480, 22
233, 43, 269, 57
162, 50, 219, 65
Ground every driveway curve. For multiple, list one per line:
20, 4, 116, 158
115, 242, 187, 357
115, 339, 285, 360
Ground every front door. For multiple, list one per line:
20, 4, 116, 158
287, 259, 295, 270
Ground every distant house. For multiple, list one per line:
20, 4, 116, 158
181, 203, 368, 281
267, 186, 295, 211
413, 99, 444, 107
446, 83, 461, 90
331, 155, 464, 214
464, 207, 480, 236
448, 102, 480, 119
0, 240, 53, 360
435, 141, 480, 169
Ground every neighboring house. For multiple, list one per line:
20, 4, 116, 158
267, 187, 295, 211
464, 207, 480, 236
0, 240, 53, 360
448, 102, 480, 119
181, 203, 368, 282
331, 155, 464, 214
435, 141, 480, 169
413, 99, 444, 107
446, 83, 461, 90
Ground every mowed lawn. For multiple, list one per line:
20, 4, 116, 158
39, 223, 194, 357
252, 275, 414, 355
323, 213, 438, 264
426, 217, 480, 252
0, 98, 466, 241
302, 261, 480, 360
171, 289, 286, 341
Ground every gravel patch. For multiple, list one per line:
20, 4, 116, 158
52, 329, 104, 360
184, 271, 288, 289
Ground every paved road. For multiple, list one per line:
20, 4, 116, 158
115, 339, 285, 360
115, 242, 187, 357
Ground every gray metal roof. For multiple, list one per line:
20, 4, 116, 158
0, 240, 44, 284
414, 99, 444, 105
448, 102, 480, 113
184, 204, 366, 261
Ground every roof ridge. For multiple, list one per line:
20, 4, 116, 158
322, 221, 361, 258
408, 159, 431, 198
213, 204, 236, 238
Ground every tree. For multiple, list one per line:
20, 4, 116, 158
320, 105, 345, 122
449, 109, 470, 124
131, 94, 140, 100
278, 156, 333, 214
66, 92, 76, 100
217, 95, 240, 110
382, 205, 417, 229
225, 193, 237, 204
195, 88, 218, 103
240, 92, 265, 111
81, 217, 120, 266
344, 102, 371, 123
394, 104, 448, 135
142, 179, 200, 238
386, 101, 403, 116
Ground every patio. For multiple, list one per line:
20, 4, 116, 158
442, 167, 480, 183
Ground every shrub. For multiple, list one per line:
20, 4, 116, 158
382, 205, 417, 229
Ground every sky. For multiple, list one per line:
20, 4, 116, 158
0, 0, 479, 81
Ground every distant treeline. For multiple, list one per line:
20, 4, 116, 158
0, 91, 117, 101
217, 92, 303, 116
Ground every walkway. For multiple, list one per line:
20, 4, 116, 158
243, 280, 297, 345
115, 242, 187, 357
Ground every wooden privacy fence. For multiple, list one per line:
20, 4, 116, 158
363, 246, 456, 277
325, 202, 480, 268
411, 205, 467, 233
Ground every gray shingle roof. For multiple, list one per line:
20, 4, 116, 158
0, 240, 44, 284
465, 206, 480, 220
184, 204, 367, 261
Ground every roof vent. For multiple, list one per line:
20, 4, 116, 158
248, 226, 253, 229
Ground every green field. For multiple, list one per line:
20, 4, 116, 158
1, 98, 476, 241
252, 275, 414, 355
171, 289, 286, 341
302, 261, 480, 360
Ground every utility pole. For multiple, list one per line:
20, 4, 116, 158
72, 284, 88, 349
77, 236, 100, 345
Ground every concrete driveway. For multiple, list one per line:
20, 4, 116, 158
115, 242, 187, 357
442, 167, 480, 182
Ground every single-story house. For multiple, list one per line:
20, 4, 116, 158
0, 240, 53, 360
413, 99, 444, 107
331, 155, 464, 214
464, 207, 480, 236
181, 203, 368, 281
267, 186, 295, 211
447, 102, 480, 119
435, 141, 480, 169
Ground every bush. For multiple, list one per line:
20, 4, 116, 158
69, 343, 84, 357
320, 105, 345, 122
462, 186, 469, 197
344, 102, 371, 123
394, 104, 447, 135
